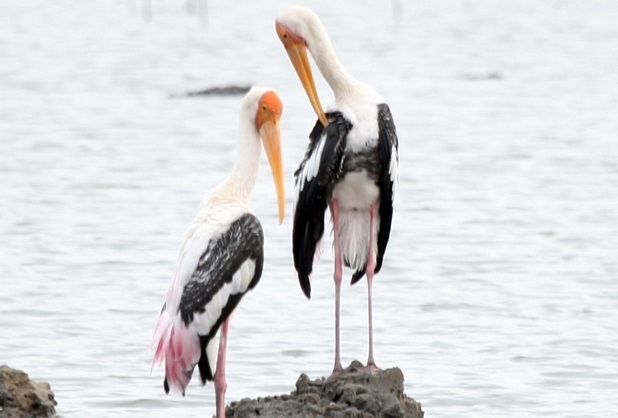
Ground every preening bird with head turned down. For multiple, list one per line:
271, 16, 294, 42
276, 6, 399, 376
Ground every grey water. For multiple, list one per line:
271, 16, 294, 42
1, 1, 617, 417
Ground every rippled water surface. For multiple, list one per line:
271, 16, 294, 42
2, 1, 617, 417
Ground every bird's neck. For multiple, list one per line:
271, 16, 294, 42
309, 29, 359, 99
219, 118, 261, 205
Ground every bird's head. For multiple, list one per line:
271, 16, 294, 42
276, 7, 328, 126
253, 89, 286, 224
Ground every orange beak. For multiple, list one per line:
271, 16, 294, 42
276, 22, 328, 126
257, 91, 285, 223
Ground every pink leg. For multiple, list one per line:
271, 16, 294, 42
363, 201, 381, 372
214, 318, 229, 418
331, 199, 344, 377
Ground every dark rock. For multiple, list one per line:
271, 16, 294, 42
226, 361, 423, 418
303, 402, 325, 416
352, 393, 380, 414
380, 394, 403, 418
303, 393, 320, 405
0, 365, 57, 418
340, 386, 356, 405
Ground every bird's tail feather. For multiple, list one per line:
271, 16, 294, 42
351, 269, 366, 285
151, 311, 201, 395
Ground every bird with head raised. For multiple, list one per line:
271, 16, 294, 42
276, 6, 399, 377
151, 87, 285, 418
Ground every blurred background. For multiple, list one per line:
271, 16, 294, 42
1, 0, 617, 417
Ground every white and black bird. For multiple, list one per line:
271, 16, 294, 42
276, 6, 398, 375
151, 88, 285, 418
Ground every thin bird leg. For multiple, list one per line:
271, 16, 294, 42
214, 318, 230, 418
363, 200, 381, 372
331, 199, 344, 377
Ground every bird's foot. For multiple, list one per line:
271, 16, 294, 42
359, 363, 381, 373
326, 365, 344, 383
359, 362, 381, 381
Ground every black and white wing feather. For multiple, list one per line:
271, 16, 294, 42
176, 213, 264, 386
292, 112, 352, 298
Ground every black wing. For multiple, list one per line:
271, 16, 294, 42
177, 213, 264, 384
375, 104, 398, 276
293, 112, 352, 298
351, 103, 399, 284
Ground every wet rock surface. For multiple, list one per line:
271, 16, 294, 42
226, 361, 424, 418
0, 365, 57, 418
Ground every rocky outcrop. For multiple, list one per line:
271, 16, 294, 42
0, 366, 57, 418
227, 361, 424, 418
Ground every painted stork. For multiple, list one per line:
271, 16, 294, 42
151, 87, 285, 418
276, 6, 398, 375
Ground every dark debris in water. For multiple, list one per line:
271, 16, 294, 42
226, 360, 424, 418
171, 85, 252, 98
461, 71, 503, 81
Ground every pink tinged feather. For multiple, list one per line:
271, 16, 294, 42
151, 312, 173, 368
151, 310, 202, 395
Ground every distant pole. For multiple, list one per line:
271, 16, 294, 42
392, 0, 402, 22
141, 0, 152, 21
197, 0, 208, 25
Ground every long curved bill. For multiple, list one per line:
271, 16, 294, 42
259, 118, 286, 223
276, 22, 328, 126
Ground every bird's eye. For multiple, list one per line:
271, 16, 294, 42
262, 105, 268, 111
283, 34, 288, 39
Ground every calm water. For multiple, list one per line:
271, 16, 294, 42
1, 1, 617, 417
